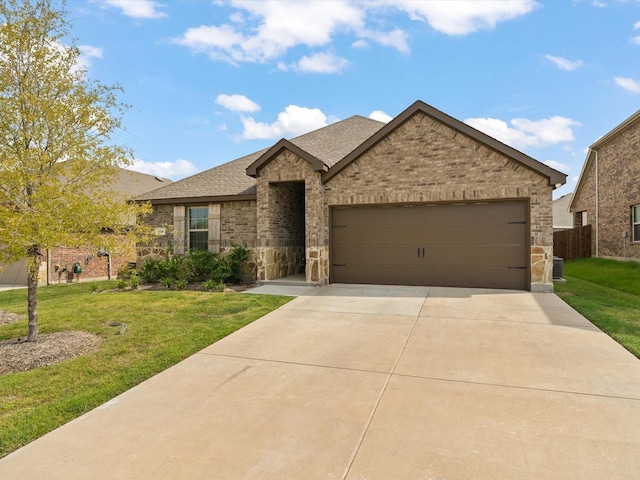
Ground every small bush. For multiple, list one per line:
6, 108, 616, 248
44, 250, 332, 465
203, 279, 225, 292
117, 264, 140, 290
135, 244, 249, 287
226, 244, 249, 283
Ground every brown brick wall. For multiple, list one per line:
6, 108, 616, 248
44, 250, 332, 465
324, 112, 555, 290
255, 150, 324, 282
220, 200, 258, 248
139, 200, 258, 258
571, 120, 640, 259
48, 237, 136, 283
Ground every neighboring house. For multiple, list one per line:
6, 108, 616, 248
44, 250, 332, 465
553, 193, 574, 231
570, 109, 640, 260
138, 100, 566, 292
0, 169, 171, 285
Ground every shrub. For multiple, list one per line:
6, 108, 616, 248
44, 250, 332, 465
135, 244, 250, 287
117, 263, 140, 290
226, 244, 249, 283
185, 249, 219, 282
203, 279, 226, 292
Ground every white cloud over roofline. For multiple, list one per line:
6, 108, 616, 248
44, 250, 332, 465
464, 115, 581, 150
241, 105, 329, 139
543, 160, 571, 172
369, 110, 392, 123
127, 159, 197, 180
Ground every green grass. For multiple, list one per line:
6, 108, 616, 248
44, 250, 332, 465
0, 282, 290, 458
555, 258, 640, 358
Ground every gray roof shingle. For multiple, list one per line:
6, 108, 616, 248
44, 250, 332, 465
138, 115, 385, 203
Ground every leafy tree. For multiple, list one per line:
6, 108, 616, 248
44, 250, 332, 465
0, 0, 152, 341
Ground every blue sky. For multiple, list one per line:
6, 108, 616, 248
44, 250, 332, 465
67, 0, 640, 198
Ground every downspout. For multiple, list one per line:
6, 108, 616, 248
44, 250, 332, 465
593, 148, 599, 258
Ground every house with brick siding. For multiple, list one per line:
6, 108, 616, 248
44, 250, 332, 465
138, 100, 566, 292
0, 169, 171, 286
570, 109, 640, 260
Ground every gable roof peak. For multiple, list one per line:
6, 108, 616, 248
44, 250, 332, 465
323, 99, 567, 187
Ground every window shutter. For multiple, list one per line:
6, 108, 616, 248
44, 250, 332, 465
173, 206, 185, 254
208, 203, 221, 253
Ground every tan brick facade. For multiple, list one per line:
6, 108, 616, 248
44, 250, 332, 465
324, 112, 555, 291
571, 119, 640, 259
254, 150, 326, 283
139, 200, 259, 262
140, 102, 560, 291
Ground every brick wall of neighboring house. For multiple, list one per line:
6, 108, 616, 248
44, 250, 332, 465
255, 150, 326, 283
46, 237, 136, 284
571, 121, 640, 259
324, 111, 555, 291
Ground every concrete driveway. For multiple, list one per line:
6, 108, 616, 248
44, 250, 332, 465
2, 284, 640, 479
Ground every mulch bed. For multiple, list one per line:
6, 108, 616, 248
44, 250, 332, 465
0, 331, 102, 375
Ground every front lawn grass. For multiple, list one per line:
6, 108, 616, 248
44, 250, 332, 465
0, 282, 290, 458
555, 258, 640, 358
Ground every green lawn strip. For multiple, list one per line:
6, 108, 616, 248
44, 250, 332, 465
0, 282, 290, 458
560, 257, 640, 295
555, 274, 640, 359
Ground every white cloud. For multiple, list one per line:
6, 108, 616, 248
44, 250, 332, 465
351, 39, 369, 49
77, 45, 103, 70
543, 160, 571, 172
464, 115, 581, 150
369, 110, 393, 123
297, 52, 349, 73
635, 21, 640, 29
631, 36, 640, 45
215, 94, 260, 112
241, 105, 329, 139
127, 159, 197, 180
544, 54, 583, 71
100, 0, 167, 19
384, 0, 537, 35
174, 1, 535, 70
614, 76, 640, 93
175, 1, 364, 63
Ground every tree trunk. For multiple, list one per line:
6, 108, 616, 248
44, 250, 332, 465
27, 250, 40, 342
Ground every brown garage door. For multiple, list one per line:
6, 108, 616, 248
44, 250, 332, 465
331, 201, 529, 290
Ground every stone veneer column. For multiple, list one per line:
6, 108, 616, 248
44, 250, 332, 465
306, 246, 329, 284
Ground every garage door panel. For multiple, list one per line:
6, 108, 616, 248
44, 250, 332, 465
331, 201, 529, 290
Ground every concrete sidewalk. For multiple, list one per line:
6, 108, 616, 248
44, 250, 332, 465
1, 285, 640, 479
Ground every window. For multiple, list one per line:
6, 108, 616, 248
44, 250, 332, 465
633, 205, 640, 242
188, 207, 208, 251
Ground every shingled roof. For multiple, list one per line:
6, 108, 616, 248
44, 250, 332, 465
115, 169, 172, 197
138, 115, 385, 204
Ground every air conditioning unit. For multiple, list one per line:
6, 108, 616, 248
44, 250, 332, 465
553, 256, 564, 280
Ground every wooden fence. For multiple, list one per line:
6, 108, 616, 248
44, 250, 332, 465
553, 224, 592, 260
